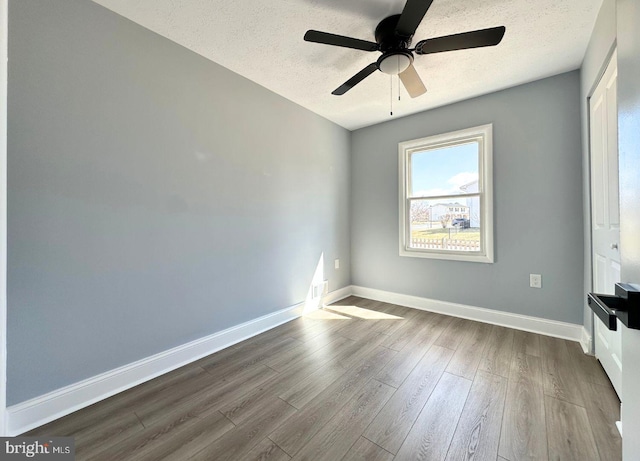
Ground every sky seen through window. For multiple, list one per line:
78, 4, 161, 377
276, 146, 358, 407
411, 142, 479, 197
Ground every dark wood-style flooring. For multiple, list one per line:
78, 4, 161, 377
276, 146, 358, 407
27, 296, 622, 460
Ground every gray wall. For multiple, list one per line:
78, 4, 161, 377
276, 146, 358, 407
579, 0, 616, 343
351, 71, 584, 325
7, 0, 351, 405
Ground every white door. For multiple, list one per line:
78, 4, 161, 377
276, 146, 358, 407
590, 51, 621, 396
0, 0, 7, 436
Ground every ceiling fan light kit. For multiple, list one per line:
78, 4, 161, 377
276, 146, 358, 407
304, 0, 506, 99
378, 53, 412, 75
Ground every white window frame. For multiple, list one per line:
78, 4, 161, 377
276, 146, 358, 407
398, 124, 494, 263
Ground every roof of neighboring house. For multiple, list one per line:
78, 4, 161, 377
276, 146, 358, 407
459, 180, 479, 192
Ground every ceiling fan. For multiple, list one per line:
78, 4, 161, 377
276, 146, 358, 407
304, 0, 506, 98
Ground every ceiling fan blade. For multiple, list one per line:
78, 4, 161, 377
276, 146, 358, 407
415, 26, 506, 55
395, 0, 435, 38
399, 63, 427, 98
304, 30, 378, 52
332, 63, 379, 95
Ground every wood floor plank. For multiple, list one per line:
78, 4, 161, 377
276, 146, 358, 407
381, 311, 436, 351
434, 317, 474, 350
128, 369, 219, 423
375, 314, 452, 388
268, 346, 396, 457
512, 330, 542, 357
342, 437, 394, 461
284, 319, 343, 343
545, 395, 600, 461
189, 398, 297, 461
562, 341, 617, 458
539, 336, 585, 407
478, 325, 515, 378
137, 364, 277, 427
394, 372, 471, 461
220, 337, 355, 425
201, 336, 302, 377
444, 370, 507, 461
276, 334, 355, 375
295, 312, 352, 333
132, 411, 235, 461
279, 362, 347, 409
364, 345, 454, 453
371, 317, 408, 336
239, 438, 291, 461
566, 341, 613, 389
366, 302, 411, 336
498, 352, 548, 461
580, 381, 622, 461
264, 333, 345, 373
290, 380, 395, 461
445, 321, 493, 380
86, 409, 221, 461
334, 332, 389, 371
71, 411, 145, 459
336, 318, 382, 341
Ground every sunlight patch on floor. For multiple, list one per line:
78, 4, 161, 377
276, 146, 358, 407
324, 305, 404, 320
303, 309, 351, 320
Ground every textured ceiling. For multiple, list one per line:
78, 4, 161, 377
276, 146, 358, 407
91, 0, 603, 130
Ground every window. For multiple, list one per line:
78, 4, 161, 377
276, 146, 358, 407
398, 124, 494, 263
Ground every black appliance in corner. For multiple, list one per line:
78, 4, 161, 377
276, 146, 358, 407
588, 283, 640, 331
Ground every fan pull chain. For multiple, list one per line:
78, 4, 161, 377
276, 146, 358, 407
390, 75, 393, 116
397, 56, 401, 101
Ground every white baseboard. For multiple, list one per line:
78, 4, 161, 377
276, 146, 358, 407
323, 285, 352, 306
6, 288, 347, 436
580, 327, 593, 354
350, 285, 584, 343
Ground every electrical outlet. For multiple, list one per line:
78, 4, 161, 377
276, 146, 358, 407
335, 259, 340, 270
530, 274, 542, 288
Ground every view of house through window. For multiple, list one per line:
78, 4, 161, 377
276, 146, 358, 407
399, 124, 493, 263
409, 142, 481, 251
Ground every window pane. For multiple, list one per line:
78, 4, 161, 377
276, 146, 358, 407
410, 142, 479, 197
409, 196, 481, 252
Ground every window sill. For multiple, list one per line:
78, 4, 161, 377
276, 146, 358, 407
399, 247, 494, 263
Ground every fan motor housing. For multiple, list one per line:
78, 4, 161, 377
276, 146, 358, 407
375, 14, 412, 51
